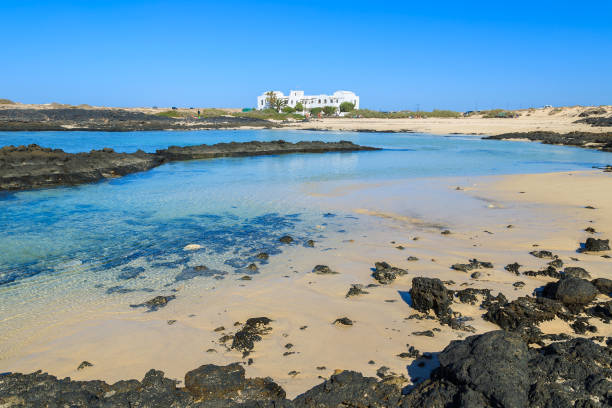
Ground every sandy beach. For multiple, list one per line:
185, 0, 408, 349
2, 167, 610, 398
283, 105, 612, 135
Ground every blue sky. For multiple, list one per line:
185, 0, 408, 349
2, 0, 611, 110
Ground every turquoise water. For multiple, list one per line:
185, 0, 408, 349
0, 130, 609, 290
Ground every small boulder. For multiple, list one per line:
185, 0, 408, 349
451, 259, 493, 272
584, 238, 610, 252
184, 363, 285, 401
333, 317, 353, 326
563, 267, 590, 279
529, 250, 555, 259
410, 277, 453, 318
591, 278, 612, 295
312, 265, 338, 275
346, 284, 369, 298
371, 262, 407, 284
279, 235, 294, 244
543, 277, 598, 306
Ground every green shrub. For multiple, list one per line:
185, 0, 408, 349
0, 98, 15, 104
340, 102, 355, 112
310, 107, 323, 116
343, 109, 461, 119
294, 102, 304, 111
481, 109, 517, 118
156, 110, 182, 118
198, 108, 231, 117
282, 106, 295, 113
323, 106, 337, 116
230, 109, 304, 121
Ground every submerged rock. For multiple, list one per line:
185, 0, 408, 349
117, 266, 145, 280
256, 252, 269, 260
130, 295, 176, 312
175, 265, 226, 282
279, 235, 294, 244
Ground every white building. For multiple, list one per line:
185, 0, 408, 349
256, 90, 359, 111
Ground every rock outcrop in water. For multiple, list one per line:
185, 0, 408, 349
484, 131, 612, 151
0, 145, 163, 192
2, 331, 609, 407
0, 141, 379, 191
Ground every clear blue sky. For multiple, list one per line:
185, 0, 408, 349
2, 0, 611, 111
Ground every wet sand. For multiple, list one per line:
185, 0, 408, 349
1, 170, 611, 398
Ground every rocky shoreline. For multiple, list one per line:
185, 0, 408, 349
0, 141, 379, 191
0, 108, 274, 131
484, 131, 612, 151
1, 329, 609, 407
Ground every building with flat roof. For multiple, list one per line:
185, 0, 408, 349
256, 90, 359, 111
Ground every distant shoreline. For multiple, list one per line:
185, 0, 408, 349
1, 104, 611, 153
0, 103, 610, 134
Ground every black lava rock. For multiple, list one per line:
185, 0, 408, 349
410, 277, 453, 319
584, 238, 610, 252
542, 277, 599, 306
371, 261, 407, 284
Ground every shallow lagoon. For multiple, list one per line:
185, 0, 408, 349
0, 129, 609, 291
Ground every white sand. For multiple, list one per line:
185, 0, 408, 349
282, 105, 611, 135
